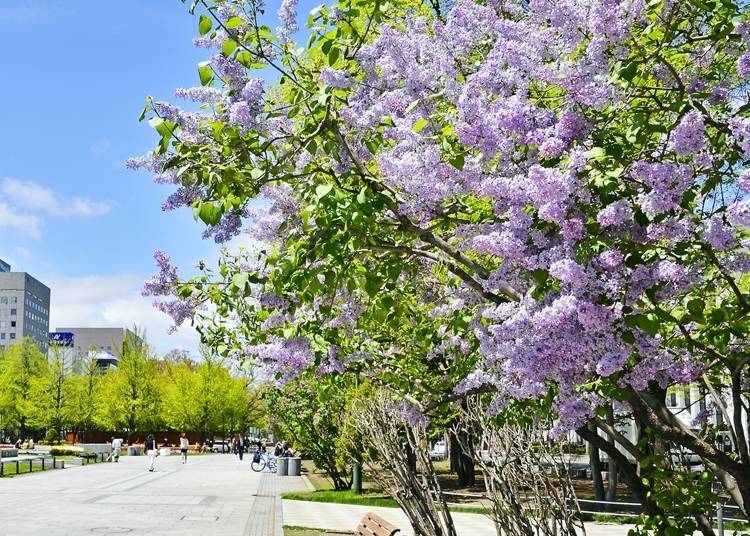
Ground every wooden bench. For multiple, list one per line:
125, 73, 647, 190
324, 512, 400, 536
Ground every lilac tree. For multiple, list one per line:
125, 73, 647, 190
135, 0, 750, 531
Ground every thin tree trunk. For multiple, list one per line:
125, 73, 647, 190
587, 421, 605, 503
604, 406, 618, 506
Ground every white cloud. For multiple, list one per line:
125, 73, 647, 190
14, 247, 32, 261
46, 273, 201, 356
0, 202, 43, 238
89, 139, 113, 156
2, 178, 111, 218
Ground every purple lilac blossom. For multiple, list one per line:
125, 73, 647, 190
276, 0, 299, 40
596, 200, 633, 227
175, 87, 223, 103
669, 110, 705, 156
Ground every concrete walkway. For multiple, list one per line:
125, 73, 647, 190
0, 452, 305, 535
283, 499, 695, 536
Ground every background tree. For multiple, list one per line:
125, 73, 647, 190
26, 345, 70, 441
0, 338, 48, 439
96, 332, 163, 439
266, 374, 354, 490
64, 355, 102, 443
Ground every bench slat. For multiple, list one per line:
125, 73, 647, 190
356, 523, 377, 536
357, 512, 399, 536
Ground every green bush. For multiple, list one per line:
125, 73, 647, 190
44, 430, 64, 445
49, 447, 97, 458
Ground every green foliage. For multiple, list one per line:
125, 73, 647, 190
0, 338, 49, 436
48, 447, 97, 458
94, 333, 163, 435
0, 336, 259, 441
266, 374, 357, 491
161, 355, 263, 438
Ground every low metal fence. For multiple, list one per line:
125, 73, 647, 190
0, 451, 107, 477
437, 492, 748, 535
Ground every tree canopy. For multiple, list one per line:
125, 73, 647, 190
135, 0, 750, 529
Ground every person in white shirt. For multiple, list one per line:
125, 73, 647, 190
145, 435, 157, 472
110, 437, 123, 462
179, 433, 189, 464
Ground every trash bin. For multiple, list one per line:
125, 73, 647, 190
288, 457, 301, 476
127, 446, 142, 456
277, 457, 289, 476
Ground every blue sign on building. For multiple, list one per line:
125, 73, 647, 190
49, 332, 74, 347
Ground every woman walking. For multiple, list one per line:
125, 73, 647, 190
179, 432, 189, 464
145, 434, 158, 472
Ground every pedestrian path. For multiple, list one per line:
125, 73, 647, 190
245, 470, 310, 535
282, 499, 701, 536
0, 453, 268, 535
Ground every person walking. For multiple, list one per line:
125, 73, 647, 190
236, 434, 245, 461
179, 433, 189, 464
145, 434, 158, 472
110, 436, 123, 462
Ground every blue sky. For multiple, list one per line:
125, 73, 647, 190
0, 0, 316, 354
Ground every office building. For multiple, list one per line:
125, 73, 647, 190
0, 260, 51, 351
53, 327, 136, 371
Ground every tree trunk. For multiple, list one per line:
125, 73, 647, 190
405, 437, 417, 473
605, 406, 618, 506
587, 421, 606, 503
449, 429, 475, 487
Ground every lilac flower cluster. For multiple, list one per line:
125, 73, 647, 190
389, 400, 430, 428
245, 336, 314, 384
276, 0, 299, 40
142, 251, 197, 333
669, 110, 705, 156
175, 87, 223, 103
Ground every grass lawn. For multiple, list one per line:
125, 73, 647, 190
0, 459, 56, 477
281, 490, 490, 515
283, 526, 327, 536
283, 490, 399, 508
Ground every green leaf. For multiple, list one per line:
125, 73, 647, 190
365, 275, 381, 298
197, 202, 222, 225
225, 16, 245, 29
356, 188, 367, 204
198, 61, 214, 86
232, 272, 249, 290
686, 298, 705, 316
328, 47, 340, 66
316, 184, 334, 199
198, 14, 212, 36
624, 314, 660, 337
618, 62, 638, 82
449, 154, 465, 170
222, 39, 238, 56
412, 118, 428, 133
405, 99, 420, 113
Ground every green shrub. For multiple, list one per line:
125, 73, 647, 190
49, 447, 98, 458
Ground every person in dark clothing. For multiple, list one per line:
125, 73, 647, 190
236, 434, 245, 461
145, 434, 158, 472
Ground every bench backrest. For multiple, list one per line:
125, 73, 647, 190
355, 512, 400, 536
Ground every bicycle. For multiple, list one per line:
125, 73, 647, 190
250, 449, 277, 473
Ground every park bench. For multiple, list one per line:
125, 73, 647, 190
324, 512, 400, 536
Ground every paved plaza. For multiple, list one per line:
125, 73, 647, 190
0, 453, 289, 536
